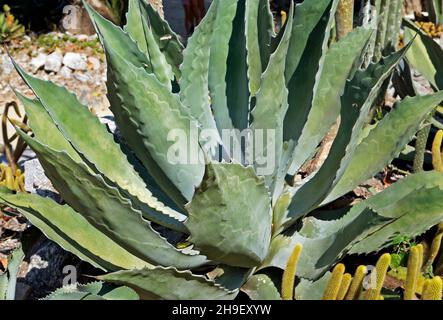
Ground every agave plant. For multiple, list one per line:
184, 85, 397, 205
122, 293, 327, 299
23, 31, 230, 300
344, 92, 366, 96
3, 0, 443, 300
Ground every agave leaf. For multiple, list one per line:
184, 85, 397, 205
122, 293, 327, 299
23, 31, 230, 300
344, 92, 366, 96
285, 0, 334, 80
98, 267, 237, 300
179, 2, 219, 133
84, 2, 152, 72
348, 172, 443, 255
283, 0, 338, 153
18, 133, 208, 269
226, 0, 249, 131
0, 247, 24, 300
12, 63, 171, 219
15, 93, 84, 165
43, 282, 139, 300
256, 0, 274, 70
250, 3, 293, 184
185, 163, 272, 268
265, 171, 443, 280
403, 19, 443, 90
323, 91, 443, 203
0, 192, 148, 271
286, 44, 410, 224
105, 45, 204, 202
245, 0, 263, 96
137, 0, 184, 79
294, 272, 330, 300
287, 27, 373, 174
241, 274, 282, 300
208, 0, 239, 132
125, 0, 174, 90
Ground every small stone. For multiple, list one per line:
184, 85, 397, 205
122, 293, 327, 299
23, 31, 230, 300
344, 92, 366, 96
0, 55, 14, 75
59, 66, 72, 78
30, 53, 48, 73
44, 50, 63, 73
73, 73, 91, 83
24, 159, 59, 201
63, 52, 88, 71
76, 34, 89, 41
87, 56, 100, 70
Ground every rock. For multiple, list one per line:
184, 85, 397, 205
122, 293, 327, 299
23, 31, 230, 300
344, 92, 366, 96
59, 66, 72, 78
18, 238, 81, 300
24, 159, 60, 202
63, 52, 88, 71
44, 50, 63, 73
0, 55, 14, 75
73, 73, 91, 83
76, 34, 89, 42
87, 56, 100, 70
30, 53, 48, 73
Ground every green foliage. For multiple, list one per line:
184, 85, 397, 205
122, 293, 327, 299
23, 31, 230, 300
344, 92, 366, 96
0, 4, 24, 43
3, 0, 443, 300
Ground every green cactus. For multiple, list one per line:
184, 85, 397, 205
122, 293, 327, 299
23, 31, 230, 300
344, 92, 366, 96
0, 5, 24, 43
2, 0, 443, 299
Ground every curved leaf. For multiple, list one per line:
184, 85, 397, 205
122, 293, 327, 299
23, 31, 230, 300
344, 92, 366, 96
0, 192, 148, 271
105, 45, 204, 202
324, 91, 443, 203
186, 163, 272, 268
19, 133, 208, 270
265, 171, 443, 280
98, 267, 237, 300
288, 27, 372, 174
241, 274, 282, 300
125, 0, 174, 89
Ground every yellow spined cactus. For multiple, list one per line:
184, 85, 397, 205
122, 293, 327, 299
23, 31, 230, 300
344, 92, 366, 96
421, 277, 443, 300
336, 273, 352, 300
432, 130, 443, 172
404, 245, 422, 300
426, 229, 443, 270
0, 164, 25, 192
363, 253, 391, 300
322, 263, 345, 300
345, 265, 367, 300
281, 244, 302, 300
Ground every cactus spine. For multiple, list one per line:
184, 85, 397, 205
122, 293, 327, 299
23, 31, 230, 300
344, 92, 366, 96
345, 265, 367, 300
421, 277, 443, 300
336, 273, 352, 300
432, 130, 443, 172
363, 253, 391, 300
404, 245, 422, 300
323, 263, 345, 300
281, 244, 302, 300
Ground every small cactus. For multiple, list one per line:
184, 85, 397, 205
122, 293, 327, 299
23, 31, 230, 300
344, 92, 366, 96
281, 244, 302, 300
432, 130, 443, 172
363, 253, 391, 300
345, 265, 367, 300
336, 273, 352, 300
421, 277, 443, 300
323, 263, 345, 300
404, 245, 422, 300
